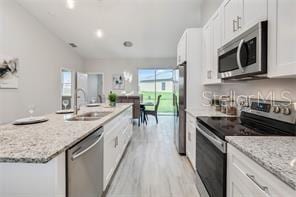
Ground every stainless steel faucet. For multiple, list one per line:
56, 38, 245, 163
73, 72, 87, 115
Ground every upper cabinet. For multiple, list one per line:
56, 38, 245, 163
177, 33, 187, 65
268, 0, 296, 78
222, 0, 243, 42
221, 0, 267, 44
202, 9, 222, 85
201, 0, 296, 83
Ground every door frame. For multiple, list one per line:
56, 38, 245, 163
86, 72, 105, 97
59, 67, 74, 110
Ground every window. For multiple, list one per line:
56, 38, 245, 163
161, 82, 166, 91
138, 68, 174, 114
61, 69, 72, 109
61, 70, 72, 96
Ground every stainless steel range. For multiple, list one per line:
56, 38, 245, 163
195, 99, 296, 197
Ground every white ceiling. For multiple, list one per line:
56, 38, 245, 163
17, 0, 202, 59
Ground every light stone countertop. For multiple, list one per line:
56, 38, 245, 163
0, 103, 133, 164
226, 136, 296, 190
186, 107, 238, 117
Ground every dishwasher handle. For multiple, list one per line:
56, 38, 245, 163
71, 134, 103, 160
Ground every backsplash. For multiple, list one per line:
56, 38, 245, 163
203, 78, 296, 106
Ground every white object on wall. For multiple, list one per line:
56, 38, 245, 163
112, 74, 125, 90
0, 56, 19, 89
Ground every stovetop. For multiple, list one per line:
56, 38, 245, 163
196, 99, 296, 140
196, 115, 296, 140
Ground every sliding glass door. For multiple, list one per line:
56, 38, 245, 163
138, 68, 174, 114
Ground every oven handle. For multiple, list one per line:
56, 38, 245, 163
196, 123, 226, 153
237, 39, 245, 73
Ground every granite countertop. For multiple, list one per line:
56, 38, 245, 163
186, 107, 238, 117
226, 136, 296, 190
0, 103, 133, 164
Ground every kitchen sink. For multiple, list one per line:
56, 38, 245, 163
67, 111, 112, 121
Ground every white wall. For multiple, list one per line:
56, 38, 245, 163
201, 0, 223, 25
0, 0, 84, 124
84, 58, 176, 95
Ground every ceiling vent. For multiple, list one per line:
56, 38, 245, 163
123, 41, 133, 47
69, 43, 78, 48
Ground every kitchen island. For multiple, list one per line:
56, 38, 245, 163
0, 103, 133, 197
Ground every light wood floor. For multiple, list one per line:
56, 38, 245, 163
106, 116, 200, 197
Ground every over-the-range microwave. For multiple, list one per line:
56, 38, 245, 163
218, 21, 268, 80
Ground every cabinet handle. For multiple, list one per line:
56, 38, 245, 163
232, 19, 237, 32
246, 174, 270, 195
237, 16, 242, 29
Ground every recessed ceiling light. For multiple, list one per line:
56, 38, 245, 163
96, 29, 104, 38
123, 41, 133, 47
66, 0, 75, 10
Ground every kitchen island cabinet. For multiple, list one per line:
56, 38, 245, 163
0, 104, 133, 197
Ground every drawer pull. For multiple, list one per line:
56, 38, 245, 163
246, 174, 270, 195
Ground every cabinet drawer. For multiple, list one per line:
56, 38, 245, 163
228, 145, 295, 197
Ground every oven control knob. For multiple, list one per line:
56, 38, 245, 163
282, 108, 291, 115
273, 106, 281, 113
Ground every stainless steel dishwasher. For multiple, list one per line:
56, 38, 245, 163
67, 127, 104, 197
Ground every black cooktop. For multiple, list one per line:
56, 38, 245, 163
196, 112, 296, 140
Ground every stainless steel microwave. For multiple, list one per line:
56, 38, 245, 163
218, 21, 268, 79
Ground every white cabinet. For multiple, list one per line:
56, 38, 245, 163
177, 33, 187, 65
243, 0, 267, 30
227, 144, 296, 197
202, 10, 222, 85
222, 0, 243, 42
202, 21, 213, 83
186, 113, 196, 170
268, 0, 296, 78
0, 153, 66, 197
221, 0, 267, 44
103, 107, 133, 190
178, 28, 203, 110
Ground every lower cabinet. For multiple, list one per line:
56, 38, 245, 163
186, 113, 196, 170
227, 144, 296, 197
103, 106, 133, 190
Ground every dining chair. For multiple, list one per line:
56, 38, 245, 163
145, 95, 162, 124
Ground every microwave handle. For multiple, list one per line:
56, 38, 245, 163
237, 39, 245, 73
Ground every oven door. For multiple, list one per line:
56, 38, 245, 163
196, 122, 227, 197
218, 21, 267, 79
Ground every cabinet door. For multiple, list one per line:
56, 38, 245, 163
202, 22, 213, 82
212, 10, 222, 83
243, 0, 267, 30
222, 0, 243, 43
103, 134, 117, 189
177, 33, 187, 64
186, 114, 196, 170
268, 0, 296, 77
